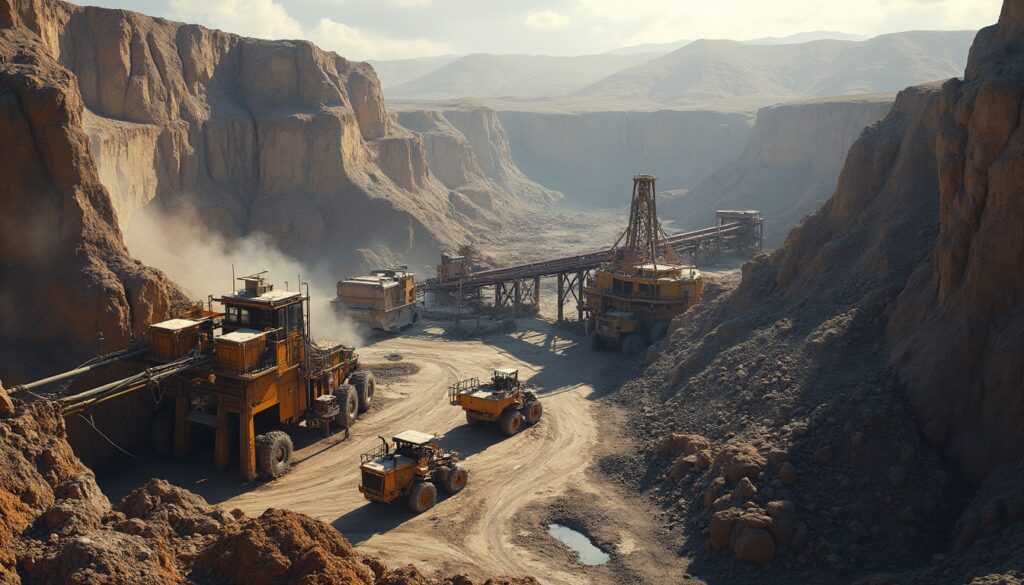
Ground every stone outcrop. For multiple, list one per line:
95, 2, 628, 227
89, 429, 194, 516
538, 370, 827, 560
662, 94, 894, 246
0, 10, 185, 376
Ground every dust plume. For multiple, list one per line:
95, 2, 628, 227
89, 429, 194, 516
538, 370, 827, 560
123, 204, 366, 347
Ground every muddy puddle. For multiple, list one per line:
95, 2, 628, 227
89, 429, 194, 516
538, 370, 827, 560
547, 523, 610, 565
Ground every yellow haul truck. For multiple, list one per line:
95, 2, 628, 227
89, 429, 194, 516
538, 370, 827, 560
585, 175, 703, 354
335, 266, 421, 332
149, 273, 376, 481
449, 368, 542, 436
358, 430, 468, 513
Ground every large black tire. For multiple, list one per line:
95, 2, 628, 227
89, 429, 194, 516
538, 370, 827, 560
408, 481, 437, 513
500, 408, 525, 436
255, 430, 293, 479
650, 320, 670, 343
150, 408, 174, 457
349, 371, 375, 413
466, 411, 485, 426
522, 400, 543, 425
442, 466, 469, 494
334, 384, 358, 430
411, 309, 421, 325
621, 333, 648, 355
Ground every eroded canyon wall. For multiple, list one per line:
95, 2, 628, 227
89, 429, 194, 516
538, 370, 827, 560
888, 7, 1024, 485
394, 104, 560, 216
662, 94, 894, 246
496, 109, 753, 210
0, 10, 184, 377
6, 0, 520, 282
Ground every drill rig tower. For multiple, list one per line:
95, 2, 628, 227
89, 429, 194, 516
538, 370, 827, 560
584, 175, 703, 354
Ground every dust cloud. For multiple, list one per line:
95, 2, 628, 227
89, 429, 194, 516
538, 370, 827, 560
123, 204, 366, 347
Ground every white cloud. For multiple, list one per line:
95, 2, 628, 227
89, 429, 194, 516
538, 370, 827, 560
309, 17, 450, 60
391, 0, 432, 6
525, 9, 570, 31
168, 0, 303, 40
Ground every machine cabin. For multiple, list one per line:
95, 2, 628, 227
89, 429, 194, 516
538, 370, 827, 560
491, 367, 519, 390
157, 274, 355, 481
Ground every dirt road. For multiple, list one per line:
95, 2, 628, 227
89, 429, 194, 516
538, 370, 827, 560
100, 319, 681, 583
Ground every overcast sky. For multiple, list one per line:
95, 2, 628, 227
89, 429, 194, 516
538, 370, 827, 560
83, 0, 1002, 60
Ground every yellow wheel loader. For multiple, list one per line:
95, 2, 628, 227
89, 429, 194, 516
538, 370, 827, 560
358, 430, 468, 513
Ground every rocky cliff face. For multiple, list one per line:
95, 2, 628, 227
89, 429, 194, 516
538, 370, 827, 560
662, 95, 894, 246
887, 2, 1024, 486
615, 4, 1023, 581
4, 0, 519, 280
497, 109, 753, 209
0, 9, 185, 377
395, 104, 559, 216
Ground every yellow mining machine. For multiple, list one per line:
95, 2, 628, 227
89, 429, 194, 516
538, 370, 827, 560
149, 273, 375, 481
358, 430, 468, 513
449, 368, 542, 436
585, 175, 702, 354
334, 266, 421, 333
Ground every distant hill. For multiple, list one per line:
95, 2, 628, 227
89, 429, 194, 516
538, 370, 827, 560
369, 55, 459, 89
606, 31, 865, 55
742, 30, 868, 45
575, 30, 976, 108
385, 52, 660, 100
606, 40, 690, 55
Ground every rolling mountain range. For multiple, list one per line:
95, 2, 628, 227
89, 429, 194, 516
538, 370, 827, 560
377, 30, 975, 109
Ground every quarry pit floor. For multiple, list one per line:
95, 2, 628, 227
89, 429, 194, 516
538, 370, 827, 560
99, 318, 684, 585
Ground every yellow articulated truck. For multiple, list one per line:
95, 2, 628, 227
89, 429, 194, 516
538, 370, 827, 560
449, 368, 542, 436
335, 266, 421, 332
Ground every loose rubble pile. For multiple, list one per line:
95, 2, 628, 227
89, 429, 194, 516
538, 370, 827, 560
608, 4, 1024, 583
0, 401, 537, 585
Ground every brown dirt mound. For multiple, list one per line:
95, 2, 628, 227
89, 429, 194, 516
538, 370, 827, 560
1, 401, 537, 585
194, 508, 372, 585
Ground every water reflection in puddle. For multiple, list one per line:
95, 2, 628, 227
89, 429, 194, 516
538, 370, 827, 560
547, 523, 610, 565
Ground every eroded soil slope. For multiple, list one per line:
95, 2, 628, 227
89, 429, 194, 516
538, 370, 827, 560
612, 5, 1024, 584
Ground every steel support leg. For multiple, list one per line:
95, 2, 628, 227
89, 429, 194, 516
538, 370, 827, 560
240, 406, 256, 481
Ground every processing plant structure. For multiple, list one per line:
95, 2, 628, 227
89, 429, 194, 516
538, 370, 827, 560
584, 174, 703, 354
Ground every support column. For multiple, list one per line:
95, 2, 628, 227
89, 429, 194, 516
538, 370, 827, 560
576, 271, 585, 323
173, 391, 190, 460
239, 405, 257, 481
533, 276, 541, 306
557, 274, 565, 322
214, 402, 230, 471
513, 280, 521, 311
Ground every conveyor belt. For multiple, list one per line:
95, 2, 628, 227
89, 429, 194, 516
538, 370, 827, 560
422, 222, 745, 291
